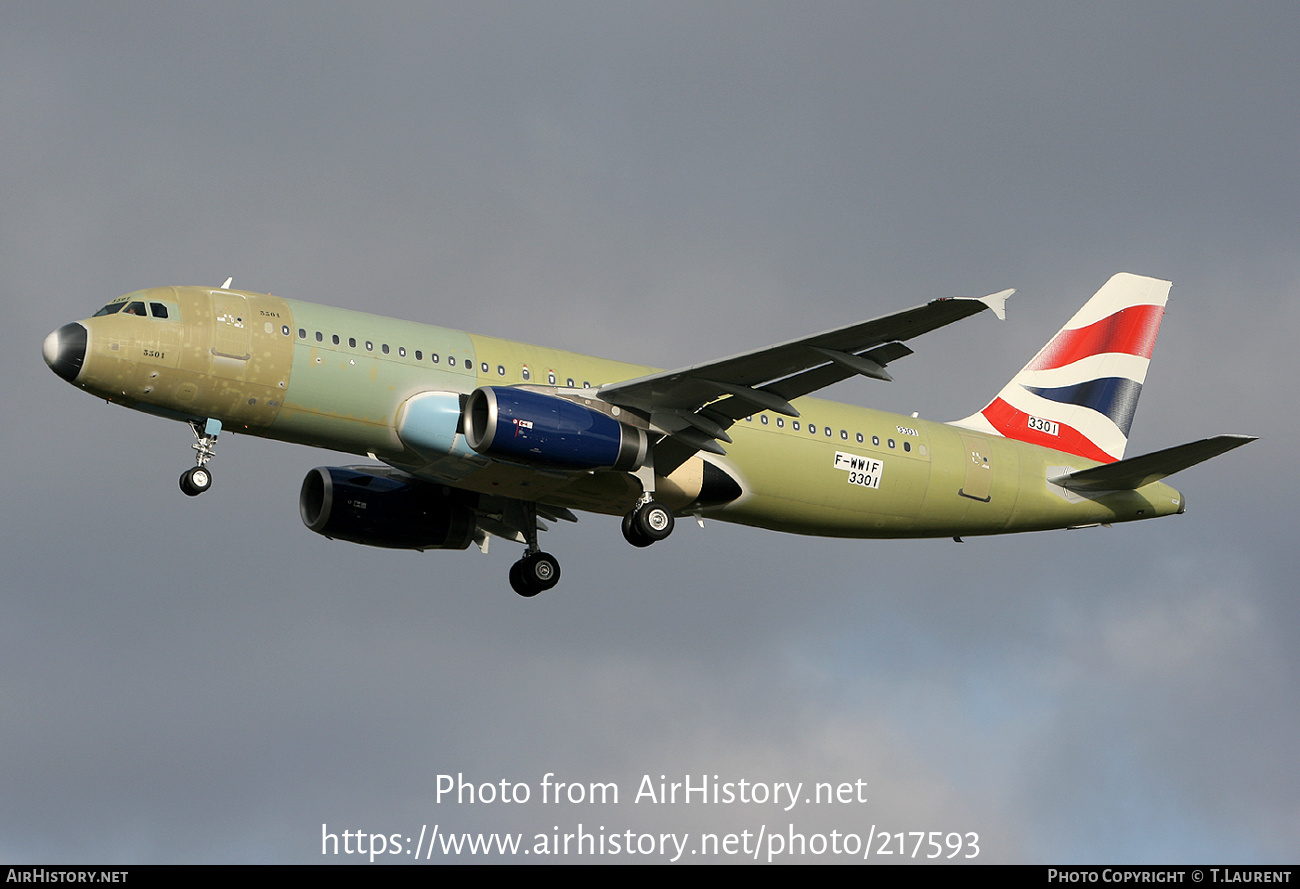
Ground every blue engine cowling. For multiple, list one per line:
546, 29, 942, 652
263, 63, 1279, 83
299, 467, 477, 550
463, 386, 648, 471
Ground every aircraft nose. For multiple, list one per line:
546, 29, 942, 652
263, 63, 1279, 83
43, 322, 88, 382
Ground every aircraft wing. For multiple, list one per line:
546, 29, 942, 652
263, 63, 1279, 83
598, 289, 1011, 469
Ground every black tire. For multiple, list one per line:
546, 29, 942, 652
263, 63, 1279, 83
634, 501, 674, 542
622, 510, 654, 547
521, 551, 561, 591
621, 509, 647, 545
180, 466, 212, 496
509, 560, 539, 597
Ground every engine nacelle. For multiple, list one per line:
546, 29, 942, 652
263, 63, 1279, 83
463, 386, 647, 471
299, 467, 477, 550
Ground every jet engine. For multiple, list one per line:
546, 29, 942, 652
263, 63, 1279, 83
299, 467, 477, 550
462, 386, 647, 471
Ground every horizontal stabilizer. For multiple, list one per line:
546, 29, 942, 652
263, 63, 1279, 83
1049, 434, 1255, 492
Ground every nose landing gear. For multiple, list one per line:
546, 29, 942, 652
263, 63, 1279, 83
180, 465, 213, 496
180, 418, 221, 497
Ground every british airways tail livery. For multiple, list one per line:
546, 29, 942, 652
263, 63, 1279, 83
955, 272, 1168, 463
43, 273, 1253, 596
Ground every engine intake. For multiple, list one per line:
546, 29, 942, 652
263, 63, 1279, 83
299, 467, 477, 550
463, 386, 647, 471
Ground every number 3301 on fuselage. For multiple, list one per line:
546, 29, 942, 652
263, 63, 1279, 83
43, 273, 1253, 597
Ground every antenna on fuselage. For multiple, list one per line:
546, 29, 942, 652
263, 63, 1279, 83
219, 277, 233, 289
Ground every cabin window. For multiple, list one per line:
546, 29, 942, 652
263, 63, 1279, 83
332, 335, 340, 345
522, 367, 530, 380
415, 350, 422, 360
872, 435, 880, 446
761, 415, 769, 425
349, 337, 357, 348
431, 353, 439, 363
365, 341, 373, 352
481, 362, 489, 373
826, 427, 833, 437
448, 356, 456, 366
282, 325, 290, 336
856, 433, 864, 443
903, 441, 912, 452
808, 424, 816, 435
548, 372, 556, 384
776, 418, 784, 428
840, 429, 848, 440
792, 421, 800, 431
888, 439, 896, 449
497, 365, 506, 376
566, 378, 575, 388
398, 346, 406, 357
381, 344, 390, 354
315, 331, 323, 342
298, 328, 306, 339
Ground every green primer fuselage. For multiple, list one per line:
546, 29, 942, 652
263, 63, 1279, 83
65, 286, 1185, 540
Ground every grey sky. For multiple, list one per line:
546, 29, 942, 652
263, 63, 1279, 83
3, 2, 1295, 862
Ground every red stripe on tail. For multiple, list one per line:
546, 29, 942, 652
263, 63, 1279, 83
981, 397, 1117, 463
1027, 304, 1165, 372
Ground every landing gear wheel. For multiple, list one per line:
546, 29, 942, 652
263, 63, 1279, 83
179, 466, 212, 497
510, 551, 560, 597
635, 501, 674, 542
508, 561, 537, 597
622, 510, 654, 547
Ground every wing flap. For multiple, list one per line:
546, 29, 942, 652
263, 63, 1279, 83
599, 291, 1009, 466
599, 293, 1008, 415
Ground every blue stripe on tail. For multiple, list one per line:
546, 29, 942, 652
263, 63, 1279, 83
1023, 378, 1144, 436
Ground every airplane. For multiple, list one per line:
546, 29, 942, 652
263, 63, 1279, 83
43, 272, 1253, 597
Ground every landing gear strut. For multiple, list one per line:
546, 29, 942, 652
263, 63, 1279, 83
180, 418, 221, 497
622, 497, 675, 547
509, 501, 561, 597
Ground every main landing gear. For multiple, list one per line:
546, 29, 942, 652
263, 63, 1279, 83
505, 492, 676, 597
179, 418, 221, 497
621, 497, 675, 548
509, 501, 561, 598
509, 551, 561, 598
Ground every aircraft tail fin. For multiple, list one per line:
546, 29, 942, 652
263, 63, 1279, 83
951, 272, 1171, 463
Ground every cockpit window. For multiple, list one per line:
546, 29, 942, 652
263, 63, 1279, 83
92, 298, 177, 320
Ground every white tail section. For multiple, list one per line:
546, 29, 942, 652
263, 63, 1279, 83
952, 273, 1171, 463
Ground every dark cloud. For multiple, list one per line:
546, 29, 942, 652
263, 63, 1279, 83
3, 2, 1294, 862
